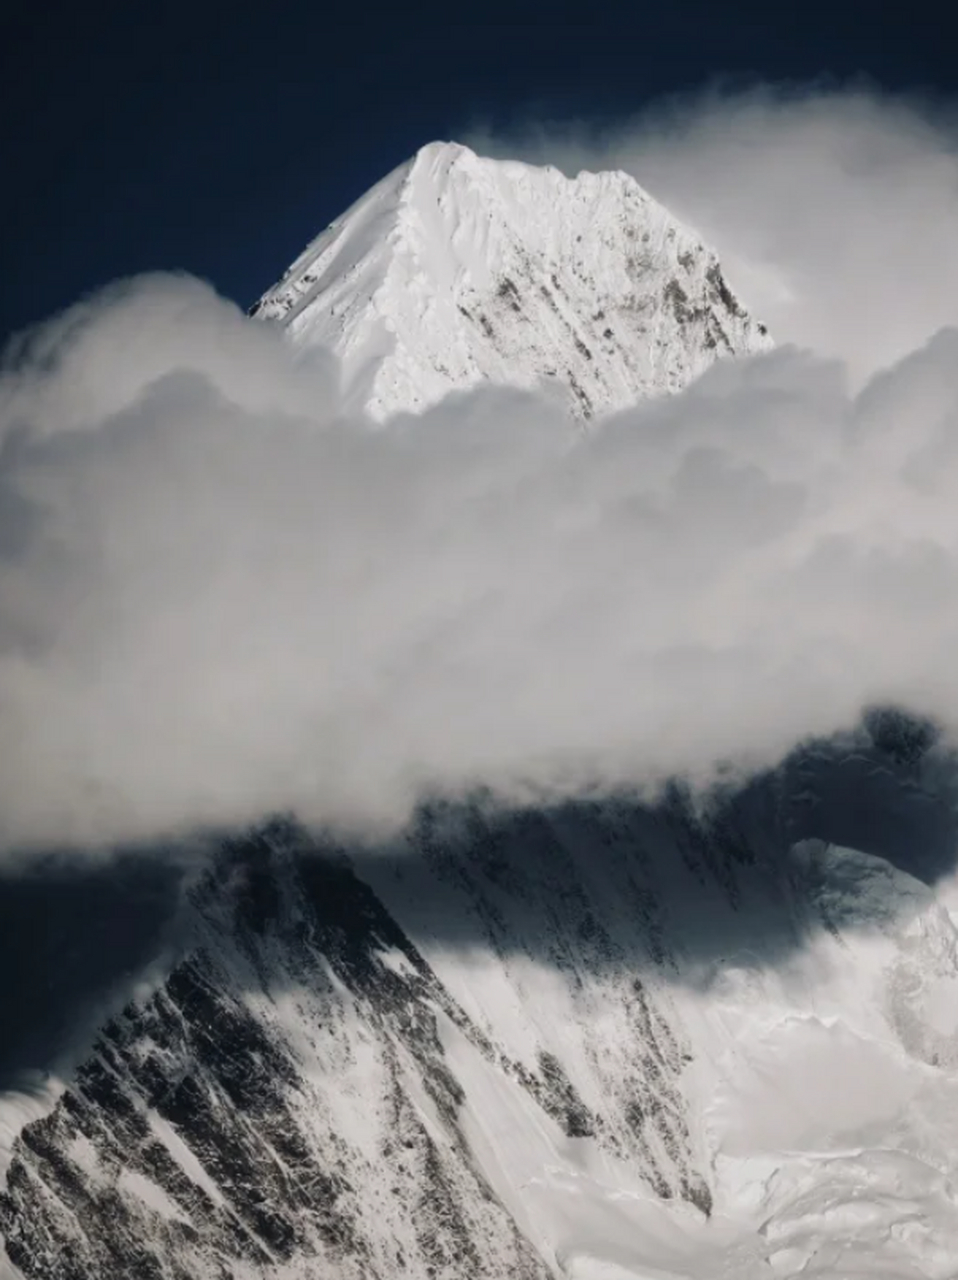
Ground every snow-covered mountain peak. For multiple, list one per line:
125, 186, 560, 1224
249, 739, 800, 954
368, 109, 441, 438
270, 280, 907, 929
253, 141, 772, 420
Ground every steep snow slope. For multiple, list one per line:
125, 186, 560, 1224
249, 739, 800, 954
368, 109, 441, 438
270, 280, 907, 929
5, 785, 958, 1280
252, 142, 771, 420
0, 810, 707, 1280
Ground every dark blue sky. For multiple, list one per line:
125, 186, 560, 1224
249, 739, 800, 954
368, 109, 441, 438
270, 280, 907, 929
0, 0, 949, 347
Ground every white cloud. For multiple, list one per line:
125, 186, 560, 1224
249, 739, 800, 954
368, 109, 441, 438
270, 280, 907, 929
3, 237, 958, 850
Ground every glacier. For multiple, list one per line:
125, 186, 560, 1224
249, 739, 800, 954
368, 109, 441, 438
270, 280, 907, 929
3, 143, 958, 1280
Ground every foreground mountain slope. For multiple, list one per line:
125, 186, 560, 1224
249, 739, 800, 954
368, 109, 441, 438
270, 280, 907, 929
252, 142, 771, 420
0, 808, 711, 1280
5, 776, 958, 1279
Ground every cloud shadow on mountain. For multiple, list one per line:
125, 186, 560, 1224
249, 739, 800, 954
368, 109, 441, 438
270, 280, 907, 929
1, 712, 956, 1091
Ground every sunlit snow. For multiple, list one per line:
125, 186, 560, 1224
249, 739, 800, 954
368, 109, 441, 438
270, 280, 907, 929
253, 142, 770, 420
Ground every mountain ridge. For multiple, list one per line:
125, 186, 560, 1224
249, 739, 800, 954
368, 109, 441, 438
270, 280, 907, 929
252, 141, 771, 420
6, 784, 958, 1279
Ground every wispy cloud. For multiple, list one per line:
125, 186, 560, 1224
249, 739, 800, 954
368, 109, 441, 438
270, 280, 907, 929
468, 86, 958, 383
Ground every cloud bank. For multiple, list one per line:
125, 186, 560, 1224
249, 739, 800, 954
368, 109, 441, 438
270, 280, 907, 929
2, 90, 958, 852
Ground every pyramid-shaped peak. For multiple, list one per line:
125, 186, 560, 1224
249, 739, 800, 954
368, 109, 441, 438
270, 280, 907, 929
254, 144, 771, 419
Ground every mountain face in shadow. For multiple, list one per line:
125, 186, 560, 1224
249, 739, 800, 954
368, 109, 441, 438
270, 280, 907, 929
3, 719, 958, 1278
